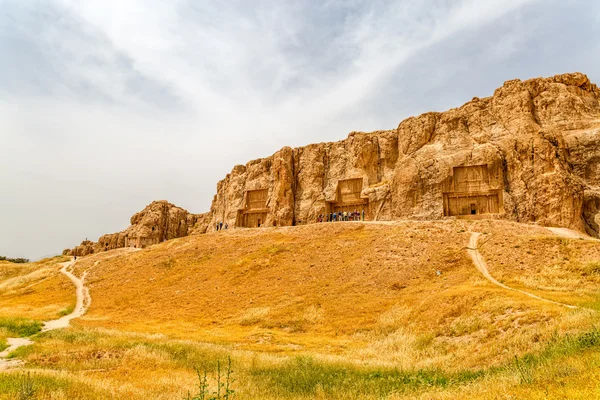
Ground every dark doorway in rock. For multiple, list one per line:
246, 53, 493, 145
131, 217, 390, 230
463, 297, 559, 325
471, 204, 476, 215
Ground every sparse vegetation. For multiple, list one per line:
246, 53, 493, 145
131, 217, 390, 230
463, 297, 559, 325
2, 220, 600, 398
0, 317, 42, 337
0, 256, 29, 264
0, 371, 106, 400
185, 357, 236, 400
58, 304, 75, 317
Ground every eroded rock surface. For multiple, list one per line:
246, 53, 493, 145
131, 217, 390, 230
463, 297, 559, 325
65, 72, 600, 255
208, 72, 600, 234
66, 201, 207, 256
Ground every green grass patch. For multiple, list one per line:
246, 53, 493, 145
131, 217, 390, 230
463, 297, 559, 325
23, 325, 600, 399
58, 305, 75, 317
0, 338, 7, 352
505, 326, 600, 387
250, 356, 484, 398
0, 318, 42, 337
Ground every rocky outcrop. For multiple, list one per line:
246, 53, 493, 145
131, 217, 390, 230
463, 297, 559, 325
64, 72, 600, 256
207, 72, 600, 235
65, 201, 207, 256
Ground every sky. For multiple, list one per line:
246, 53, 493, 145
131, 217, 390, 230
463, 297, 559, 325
1, 0, 599, 260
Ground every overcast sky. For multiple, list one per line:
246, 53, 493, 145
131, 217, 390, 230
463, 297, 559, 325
1, 0, 599, 260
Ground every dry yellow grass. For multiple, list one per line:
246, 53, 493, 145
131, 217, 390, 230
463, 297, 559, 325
477, 220, 600, 306
2, 220, 600, 399
0, 256, 74, 320
67, 221, 598, 369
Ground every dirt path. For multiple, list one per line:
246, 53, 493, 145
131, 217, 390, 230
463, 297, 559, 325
0, 258, 89, 370
546, 227, 599, 240
42, 261, 90, 332
467, 232, 577, 309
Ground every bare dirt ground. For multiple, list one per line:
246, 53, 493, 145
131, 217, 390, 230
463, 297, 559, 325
0, 258, 87, 369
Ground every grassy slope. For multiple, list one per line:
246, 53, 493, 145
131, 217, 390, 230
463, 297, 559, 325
0, 256, 74, 320
2, 221, 600, 399
479, 222, 600, 307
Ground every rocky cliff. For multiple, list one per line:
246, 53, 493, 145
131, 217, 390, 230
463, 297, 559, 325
65, 72, 600, 257
65, 201, 208, 256
208, 72, 600, 235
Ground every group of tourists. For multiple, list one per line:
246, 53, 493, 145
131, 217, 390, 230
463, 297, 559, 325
216, 209, 365, 229
215, 222, 228, 231
317, 209, 364, 223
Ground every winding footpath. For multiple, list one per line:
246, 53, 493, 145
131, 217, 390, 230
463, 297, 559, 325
0, 258, 89, 370
467, 231, 577, 309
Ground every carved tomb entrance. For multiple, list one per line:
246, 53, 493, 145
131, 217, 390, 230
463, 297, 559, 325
329, 178, 369, 216
237, 189, 268, 228
443, 165, 502, 217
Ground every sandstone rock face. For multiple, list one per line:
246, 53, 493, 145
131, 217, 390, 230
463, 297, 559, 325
67, 201, 206, 256
208, 73, 600, 235
65, 72, 600, 257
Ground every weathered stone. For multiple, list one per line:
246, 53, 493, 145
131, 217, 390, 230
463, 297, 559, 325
207, 72, 600, 235
67, 201, 205, 256
65, 72, 600, 255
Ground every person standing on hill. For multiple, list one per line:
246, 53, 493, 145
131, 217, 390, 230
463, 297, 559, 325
362, 210, 365, 221
220, 221, 223, 231
224, 222, 228, 230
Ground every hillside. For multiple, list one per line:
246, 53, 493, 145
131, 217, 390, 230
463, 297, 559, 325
76, 221, 600, 366
0, 256, 73, 321
3, 221, 600, 399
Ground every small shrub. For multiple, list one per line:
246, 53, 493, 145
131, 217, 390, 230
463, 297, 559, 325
18, 373, 35, 400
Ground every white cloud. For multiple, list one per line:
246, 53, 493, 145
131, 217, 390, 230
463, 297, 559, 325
0, 0, 598, 259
